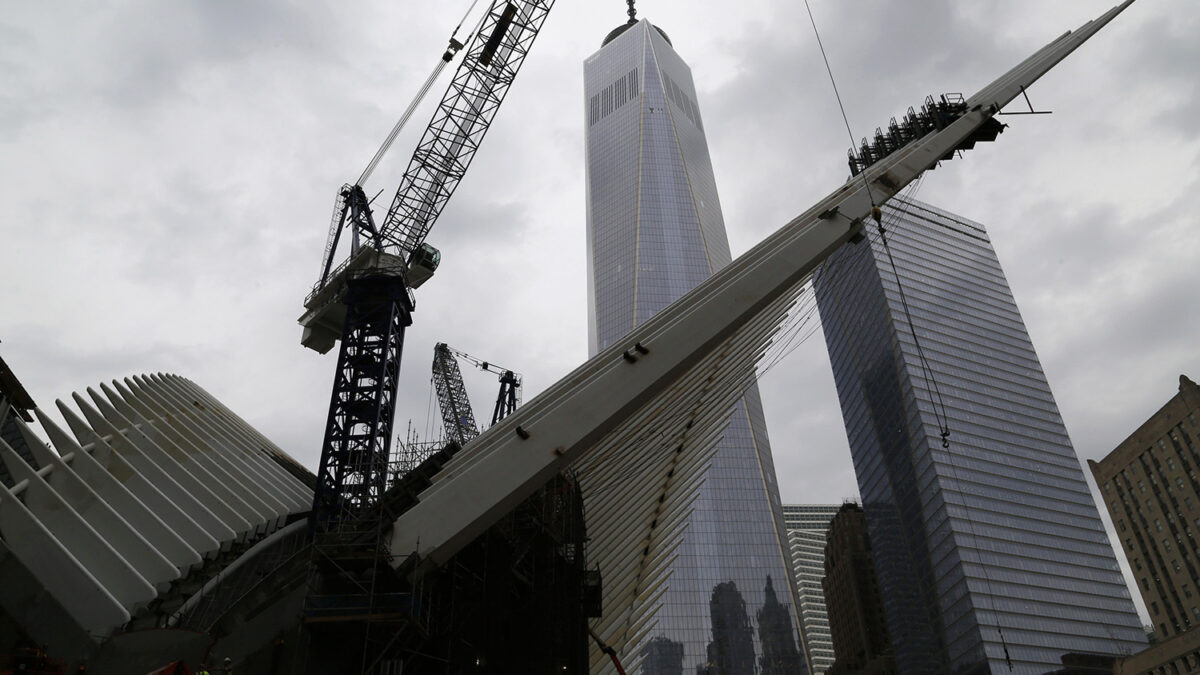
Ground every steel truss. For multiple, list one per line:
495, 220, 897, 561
432, 343, 480, 446
381, 0, 555, 258
311, 274, 412, 533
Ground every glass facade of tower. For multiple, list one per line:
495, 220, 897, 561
813, 197, 1146, 674
782, 505, 841, 675
585, 20, 807, 674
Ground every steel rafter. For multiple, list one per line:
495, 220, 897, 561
311, 275, 412, 532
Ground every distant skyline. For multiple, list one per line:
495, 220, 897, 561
2, 0, 1195, 623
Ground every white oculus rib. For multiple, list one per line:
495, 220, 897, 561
0, 374, 313, 639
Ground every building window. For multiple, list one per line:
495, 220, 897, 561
1153, 601, 1160, 614
1140, 480, 1147, 493
1144, 578, 1152, 591
1184, 584, 1193, 599
1165, 539, 1173, 551
1157, 519, 1165, 532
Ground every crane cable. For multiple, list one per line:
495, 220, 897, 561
801, 1, 1014, 670
357, 0, 489, 186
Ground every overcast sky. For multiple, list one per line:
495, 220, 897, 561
2, 1, 1195, 621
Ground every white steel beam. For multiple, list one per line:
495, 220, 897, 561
82, 388, 257, 538
137, 375, 312, 510
0, 472, 132, 635
28, 411, 204, 573
49, 404, 223, 559
111, 379, 298, 518
96, 382, 285, 531
0, 374, 312, 641
9, 419, 180, 592
60, 397, 239, 548
0, 440, 158, 614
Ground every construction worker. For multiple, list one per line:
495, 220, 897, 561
195, 664, 210, 675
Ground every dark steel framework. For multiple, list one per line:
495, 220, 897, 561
846, 94, 1005, 177
492, 370, 519, 425
432, 343, 479, 447
318, 185, 383, 289
301, 6, 557, 668
380, 1, 555, 260
311, 275, 412, 532
308, 0, 555, 530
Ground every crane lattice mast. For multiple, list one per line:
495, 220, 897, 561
432, 343, 522, 445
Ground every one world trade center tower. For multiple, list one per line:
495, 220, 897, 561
584, 11, 808, 674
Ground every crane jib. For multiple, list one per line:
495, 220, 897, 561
480, 3, 519, 67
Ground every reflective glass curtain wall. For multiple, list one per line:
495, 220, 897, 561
585, 20, 807, 674
813, 197, 1146, 674
782, 505, 842, 675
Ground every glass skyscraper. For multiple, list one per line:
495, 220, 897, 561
782, 505, 841, 675
813, 196, 1146, 673
585, 18, 807, 674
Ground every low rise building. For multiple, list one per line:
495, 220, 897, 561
1089, 375, 1200, 640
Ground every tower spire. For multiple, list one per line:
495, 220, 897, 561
626, 0, 637, 24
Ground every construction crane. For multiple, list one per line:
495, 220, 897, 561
299, 1, 556, 531
432, 343, 522, 446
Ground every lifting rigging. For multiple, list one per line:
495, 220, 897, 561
432, 343, 522, 447
299, 0, 556, 532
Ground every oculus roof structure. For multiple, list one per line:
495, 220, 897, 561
0, 374, 313, 648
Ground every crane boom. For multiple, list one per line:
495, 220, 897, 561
379, 1, 555, 260
432, 343, 480, 446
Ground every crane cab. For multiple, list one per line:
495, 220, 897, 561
405, 243, 441, 289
